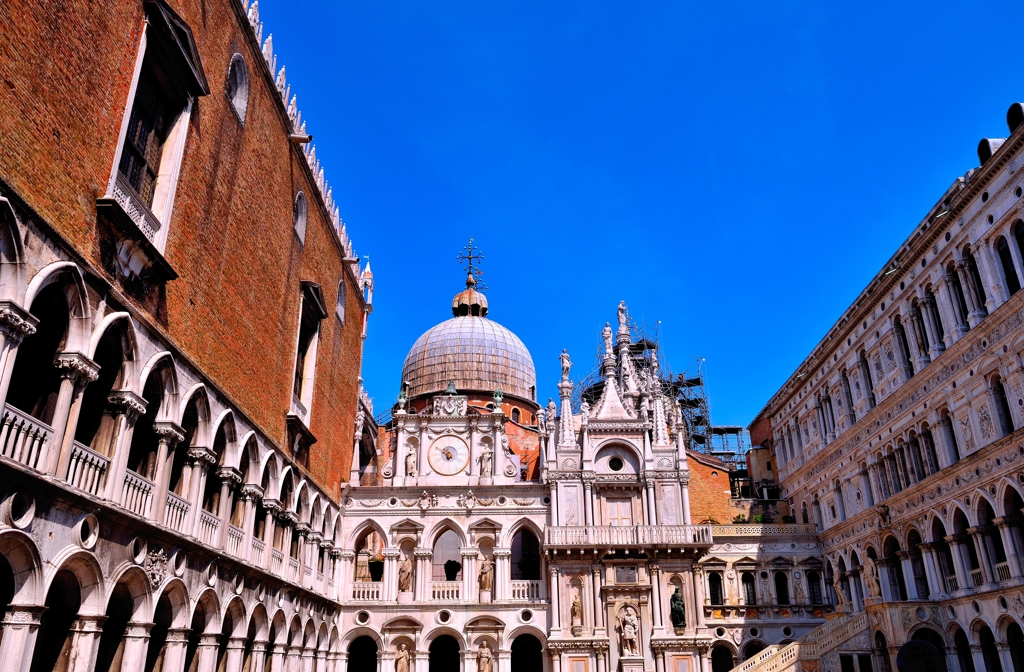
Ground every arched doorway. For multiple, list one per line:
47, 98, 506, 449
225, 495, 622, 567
896, 628, 947, 672
953, 628, 975, 672
512, 634, 543, 668
744, 642, 767, 660
978, 626, 1003, 672
429, 635, 460, 672
94, 582, 134, 672
348, 635, 378, 672
1006, 622, 1023, 672
711, 645, 735, 672
29, 569, 81, 672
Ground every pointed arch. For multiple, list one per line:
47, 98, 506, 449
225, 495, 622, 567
501, 517, 545, 548
24, 261, 91, 350
260, 451, 281, 497
426, 518, 468, 547
348, 518, 390, 550
0, 197, 26, 302
138, 352, 180, 420
210, 409, 239, 467
178, 383, 212, 442
237, 431, 260, 480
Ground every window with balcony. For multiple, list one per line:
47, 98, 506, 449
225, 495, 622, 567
291, 282, 327, 424
606, 498, 633, 527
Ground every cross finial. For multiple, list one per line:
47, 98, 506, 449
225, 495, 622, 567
456, 237, 486, 291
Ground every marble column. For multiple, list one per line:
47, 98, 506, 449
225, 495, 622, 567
52, 353, 100, 479
414, 549, 432, 602
549, 567, 561, 634
0, 605, 45, 672
151, 423, 185, 522
583, 482, 594, 526
0, 302, 37, 410
967, 527, 995, 586
162, 627, 192, 672
944, 535, 970, 593
224, 635, 248, 672
66, 614, 106, 672
592, 565, 605, 634
102, 392, 147, 502
994, 518, 1024, 578
120, 622, 154, 671
493, 548, 511, 602
650, 565, 664, 632
216, 466, 242, 549
693, 567, 706, 628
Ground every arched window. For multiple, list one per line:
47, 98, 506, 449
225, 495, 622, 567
741, 571, 756, 605
336, 279, 346, 324
883, 536, 908, 600
774, 572, 790, 605
997, 236, 1021, 296
293, 192, 307, 243
432, 530, 463, 581
989, 374, 1015, 437
708, 571, 724, 605
510, 528, 540, 580
963, 247, 988, 315
859, 350, 877, 409
1015, 220, 1024, 267
893, 315, 915, 377
947, 262, 971, 330
806, 570, 822, 603
225, 54, 249, 123
511, 408, 520, 423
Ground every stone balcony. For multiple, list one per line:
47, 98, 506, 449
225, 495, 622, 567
544, 524, 713, 548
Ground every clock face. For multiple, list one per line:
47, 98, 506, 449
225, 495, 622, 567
427, 437, 470, 475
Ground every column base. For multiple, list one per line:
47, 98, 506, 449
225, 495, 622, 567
479, 589, 492, 603
398, 591, 413, 604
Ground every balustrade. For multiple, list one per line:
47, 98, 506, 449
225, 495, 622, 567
0, 404, 51, 470
122, 471, 154, 517
430, 581, 461, 601
197, 509, 220, 545
970, 568, 984, 587
545, 524, 712, 547
271, 549, 284, 574
510, 580, 542, 601
166, 493, 192, 534
66, 441, 109, 495
995, 562, 1011, 582
946, 573, 959, 592
251, 538, 266, 566
288, 558, 299, 581
352, 582, 382, 601
227, 525, 244, 557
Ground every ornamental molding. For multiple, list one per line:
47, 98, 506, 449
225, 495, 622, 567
0, 301, 38, 341
145, 547, 168, 587
107, 390, 148, 418
54, 351, 100, 384
153, 422, 186, 444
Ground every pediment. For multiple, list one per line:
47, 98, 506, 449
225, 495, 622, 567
382, 617, 422, 632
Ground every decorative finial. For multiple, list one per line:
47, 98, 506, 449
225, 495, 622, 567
456, 237, 487, 292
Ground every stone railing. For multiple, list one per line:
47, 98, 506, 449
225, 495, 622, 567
111, 173, 161, 242
251, 538, 266, 566
271, 549, 284, 575
122, 471, 154, 517
288, 558, 300, 581
197, 508, 220, 545
970, 568, 984, 588
511, 580, 542, 601
227, 525, 244, 557
431, 581, 461, 601
66, 441, 109, 496
0, 404, 51, 471
711, 524, 819, 536
996, 562, 1011, 582
166, 493, 192, 534
545, 524, 712, 547
729, 611, 869, 672
352, 582, 382, 601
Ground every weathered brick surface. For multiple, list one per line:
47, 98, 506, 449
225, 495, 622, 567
0, 0, 363, 498
686, 451, 734, 524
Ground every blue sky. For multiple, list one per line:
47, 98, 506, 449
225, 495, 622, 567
260, 0, 1021, 426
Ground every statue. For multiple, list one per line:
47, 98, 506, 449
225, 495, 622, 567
560, 349, 572, 382
479, 557, 494, 592
832, 572, 847, 607
537, 407, 546, 428
580, 401, 590, 425
793, 574, 806, 603
603, 322, 614, 356
863, 558, 881, 598
670, 587, 686, 628
398, 557, 413, 592
619, 606, 640, 656
546, 399, 557, 431
480, 445, 493, 476
493, 388, 503, 407
617, 300, 628, 330
477, 642, 493, 672
405, 447, 416, 478
395, 643, 411, 672
571, 592, 583, 624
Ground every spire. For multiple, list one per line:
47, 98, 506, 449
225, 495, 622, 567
557, 350, 576, 448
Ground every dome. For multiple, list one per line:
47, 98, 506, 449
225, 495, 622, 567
401, 316, 537, 402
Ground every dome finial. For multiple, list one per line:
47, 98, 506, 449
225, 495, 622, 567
452, 236, 489, 316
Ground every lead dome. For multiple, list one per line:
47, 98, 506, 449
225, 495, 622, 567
401, 275, 536, 401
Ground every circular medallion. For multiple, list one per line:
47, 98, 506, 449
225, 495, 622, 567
428, 437, 470, 475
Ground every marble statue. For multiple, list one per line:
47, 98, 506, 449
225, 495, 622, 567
477, 642, 493, 672
603, 322, 614, 356
479, 557, 494, 591
670, 587, 686, 628
793, 574, 806, 603
619, 607, 640, 655
617, 300, 628, 330
832, 573, 847, 606
863, 558, 881, 598
405, 447, 416, 477
480, 445, 493, 475
395, 643, 410, 672
580, 401, 590, 425
571, 592, 583, 624
560, 349, 572, 381
398, 557, 413, 592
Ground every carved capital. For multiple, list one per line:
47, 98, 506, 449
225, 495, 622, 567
262, 498, 282, 514
188, 446, 217, 465
54, 351, 100, 384
0, 301, 38, 343
153, 422, 185, 445
108, 390, 148, 419
240, 484, 265, 501
217, 466, 243, 485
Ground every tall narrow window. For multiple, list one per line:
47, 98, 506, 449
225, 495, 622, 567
742, 572, 757, 604
292, 282, 327, 421
606, 498, 632, 527
774, 572, 791, 605
893, 316, 914, 377
225, 54, 249, 123
293, 192, 308, 244
947, 263, 970, 330
964, 248, 988, 314
708, 572, 724, 606
997, 237, 1021, 296
1014, 220, 1024, 266
119, 68, 180, 208
859, 351, 877, 409
336, 279, 347, 324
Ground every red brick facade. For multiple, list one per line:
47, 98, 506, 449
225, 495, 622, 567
0, 0, 364, 498
686, 451, 734, 524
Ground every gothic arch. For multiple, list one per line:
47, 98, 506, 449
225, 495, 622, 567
501, 517, 545, 548
0, 198, 26, 302
192, 587, 222, 633
87, 312, 139, 387
178, 383, 212, 443
294, 478, 311, 522
236, 431, 261, 481
347, 519, 390, 550
260, 452, 281, 498
996, 479, 1024, 517
137, 352, 180, 421
0, 529, 42, 605
47, 547, 105, 615
105, 563, 153, 622
970, 490, 999, 526
24, 261, 91, 351
426, 518, 468, 547
152, 577, 190, 627
210, 409, 239, 467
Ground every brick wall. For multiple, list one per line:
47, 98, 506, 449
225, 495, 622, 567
687, 451, 734, 524
0, 0, 363, 499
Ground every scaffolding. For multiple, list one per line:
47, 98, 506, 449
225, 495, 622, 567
570, 318, 716, 457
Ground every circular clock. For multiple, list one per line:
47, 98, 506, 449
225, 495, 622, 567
428, 437, 470, 475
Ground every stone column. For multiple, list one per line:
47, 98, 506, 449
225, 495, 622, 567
680, 476, 691, 524
103, 391, 147, 502
0, 605, 45, 672
650, 565, 664, 632
262, 499, 281, 571
162, 627, 192, 672
698, 645, 711, 672
194, 633, 221, 672
45, 352, 99, 476
994, 517, 1024, 578
493, 548, 511, 602
967, 527, 995, 586
120, 622, 154, 671
969, 645, 987, 672
941, 272, 970, 339
239, 485, 263, 563
267, 643, 287, 672
549, 567, 561, 633
692, 566, 706, 628
251, 642, 269, 672
646, 480, 658, 525
907, 307, 931, 368
592, 565, 605, 634
0, 302, 38, 410
52, 353, 100, 478
860, 470, 875, 508
956, 260, 986, 326
151, 422, 185, 522
917, 543, 944, 597
461, 548, 477, 603
414, 549, 432, 602
382, 548, 400, 601
944, 535, 970, 593
996, 643, 1016, 672
301, 646, 315, 672
223, 635, 247, 672
919, 297, 945, 358
549, 484, 559, 527
294, 523, 310, 585
897, 551, 918, 600
583, 481, 594, 526
217, 466, 242, 549
66, 614, 106, 672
